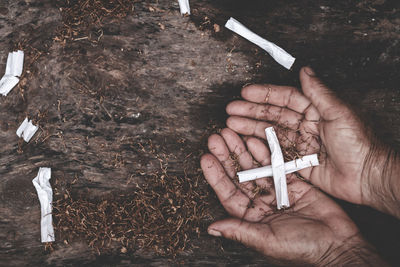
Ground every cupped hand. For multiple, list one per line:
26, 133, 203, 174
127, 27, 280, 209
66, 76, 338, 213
200, 128, 382, 266
225, 67, 399, 217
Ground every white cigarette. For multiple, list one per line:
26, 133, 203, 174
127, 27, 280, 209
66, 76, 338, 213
238, 154, 319, 182
265, 127, 290, 209
178, 0, 190, 15
16, 117, 38, 142
0, 75, 20, 96
225, 17, 295, 70
0, 50, 24, 96
5, 50, 24, 77
32, 167, 55, 243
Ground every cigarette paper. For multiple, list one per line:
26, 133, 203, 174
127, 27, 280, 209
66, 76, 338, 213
32, 167, 55, 243
178, 0, 190, 15
0, 50, 24, 96
285, 154, 319, 174
238, 154, 319, 183
225, 17, 295, 70
0, 75, 20, 96
265, 127, 290, 209
16, 117, 38, 142
5, 51, 24, 77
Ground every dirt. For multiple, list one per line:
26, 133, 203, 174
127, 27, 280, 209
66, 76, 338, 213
0, 0, 399, 266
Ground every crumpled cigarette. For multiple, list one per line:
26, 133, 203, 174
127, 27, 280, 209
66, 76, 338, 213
225, 17, 295, 70
265, 127, 290, 209
0, 76, 20, 96
5, 50, 24, 77
32, 167, 55, 243
0, 50, 24, 96
16, 117, 38, 142
178, 0, 190, 15
238, 154, 319, 183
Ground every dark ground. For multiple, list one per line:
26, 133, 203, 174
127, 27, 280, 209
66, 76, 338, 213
0, 0, 399, 266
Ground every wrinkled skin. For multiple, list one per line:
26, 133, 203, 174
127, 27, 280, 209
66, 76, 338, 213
225, 67, 372, 206
200, 67, 390, 265
224, 67, 400, 218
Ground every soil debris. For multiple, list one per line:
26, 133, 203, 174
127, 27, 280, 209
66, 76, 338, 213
53, 141, 212, 256
55, 0, 136, 43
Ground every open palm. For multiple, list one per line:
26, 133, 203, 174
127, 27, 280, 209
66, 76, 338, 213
201, 128, 364, 265
224, 67, 375, 207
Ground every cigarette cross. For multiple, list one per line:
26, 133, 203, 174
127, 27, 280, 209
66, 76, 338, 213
237, 127, 319, 210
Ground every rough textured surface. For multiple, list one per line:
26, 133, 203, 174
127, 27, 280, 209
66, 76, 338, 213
0, 0, 399, 266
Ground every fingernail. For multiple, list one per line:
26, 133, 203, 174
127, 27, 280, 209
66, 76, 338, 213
242, 83, 253, 89
208, 228, 222, 237
304, 66, 315, 76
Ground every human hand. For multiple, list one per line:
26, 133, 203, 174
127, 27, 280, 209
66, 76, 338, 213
200, 128, 385, 266
225, 67, 400, 218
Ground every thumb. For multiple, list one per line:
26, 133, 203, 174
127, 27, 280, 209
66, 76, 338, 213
300, 67, 346, 121
208, 218, 271, 253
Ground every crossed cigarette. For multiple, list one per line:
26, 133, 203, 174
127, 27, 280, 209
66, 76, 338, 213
237, 127, 319, 210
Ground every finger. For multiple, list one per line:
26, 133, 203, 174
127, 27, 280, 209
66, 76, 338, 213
226, 116, 272, 140
241, 84, 312, 114
246, 137, 273, 190
208, 218, 274, 256
246, 137, 270, 166
207, 133, 236, 178
220, 128, 257, 196
227, 116, 298, 147
226, 101, 303, 130
200, 154, 250, 217
300, 67, 347, 121
220, 128, 254, 171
